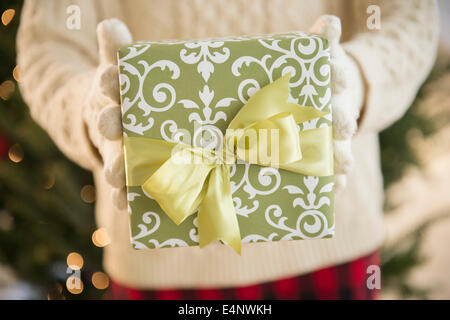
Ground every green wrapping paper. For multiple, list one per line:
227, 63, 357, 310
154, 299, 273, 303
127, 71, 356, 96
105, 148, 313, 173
118, 32, 334, 250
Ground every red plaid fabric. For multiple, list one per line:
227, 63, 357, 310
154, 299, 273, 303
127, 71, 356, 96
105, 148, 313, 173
109, 251, 380, 300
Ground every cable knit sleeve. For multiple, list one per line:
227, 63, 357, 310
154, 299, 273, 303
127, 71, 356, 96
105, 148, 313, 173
17, 0, 104, 170
343, 0, 439, 134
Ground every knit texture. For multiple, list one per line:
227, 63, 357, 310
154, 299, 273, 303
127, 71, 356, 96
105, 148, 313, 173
17, 0, 439, 288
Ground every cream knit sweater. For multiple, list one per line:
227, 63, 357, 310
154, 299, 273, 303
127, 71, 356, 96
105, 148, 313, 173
17, 0, 439, 289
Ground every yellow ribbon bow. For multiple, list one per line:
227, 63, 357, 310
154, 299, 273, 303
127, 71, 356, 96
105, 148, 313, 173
123, 74, 333, 254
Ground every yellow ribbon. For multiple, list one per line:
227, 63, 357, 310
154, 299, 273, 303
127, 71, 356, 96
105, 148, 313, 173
124, 74, 333, 254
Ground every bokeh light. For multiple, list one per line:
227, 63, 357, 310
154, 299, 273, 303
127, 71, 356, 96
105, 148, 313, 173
1, 9, 15, 26
66, 252, 83, 270
91, 271, 109, 290
92, 227, 111, 247
8, 144, 23, 163
66, 276, 83, 295
0, 80, 15, 100
12, 66, 20, 82
80, 185, 96, 203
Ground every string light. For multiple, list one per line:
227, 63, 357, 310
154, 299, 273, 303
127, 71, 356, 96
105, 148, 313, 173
92, 227, 111, 247
8, 144, 23, 163
66, 252, 84, 270
91, 272, 109, 290
1, 9, 15, 26
80, 185, 95, 203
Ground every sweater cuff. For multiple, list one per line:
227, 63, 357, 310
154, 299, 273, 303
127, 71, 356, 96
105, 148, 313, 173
65, 94, 103, 171
64, 72, 104, 171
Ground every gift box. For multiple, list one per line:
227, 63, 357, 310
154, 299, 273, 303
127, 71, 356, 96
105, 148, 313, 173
118, 32, 334, 253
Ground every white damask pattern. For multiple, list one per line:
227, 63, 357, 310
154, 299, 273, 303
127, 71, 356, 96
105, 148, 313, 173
119, 44, 181, 135
130, 211, 189, 249
121, 33, 334, 249
180, 41, 231, 82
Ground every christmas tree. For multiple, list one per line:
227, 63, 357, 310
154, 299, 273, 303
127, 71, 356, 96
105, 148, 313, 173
0, 0, 105, 299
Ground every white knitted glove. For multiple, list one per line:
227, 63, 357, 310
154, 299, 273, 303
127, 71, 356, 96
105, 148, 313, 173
84, 19, 132, 210
310, 15, 364, 191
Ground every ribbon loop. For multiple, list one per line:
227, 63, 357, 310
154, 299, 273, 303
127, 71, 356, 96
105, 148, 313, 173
143, 147, 215, 225
232, 112, 302, 166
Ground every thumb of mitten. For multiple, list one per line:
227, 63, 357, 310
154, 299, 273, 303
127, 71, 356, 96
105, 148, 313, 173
97, 18, 133, 66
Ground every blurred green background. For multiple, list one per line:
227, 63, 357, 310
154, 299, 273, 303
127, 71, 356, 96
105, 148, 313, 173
0, 0, 103, 299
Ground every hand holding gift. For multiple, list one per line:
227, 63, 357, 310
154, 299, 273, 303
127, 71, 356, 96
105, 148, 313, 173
83, 19, 132, 210
117, 12, 365, 250
309, 15, 364, 190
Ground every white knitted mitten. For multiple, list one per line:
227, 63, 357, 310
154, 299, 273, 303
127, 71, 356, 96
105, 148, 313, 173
310, 15, 364, 191
84, 19, 132, 210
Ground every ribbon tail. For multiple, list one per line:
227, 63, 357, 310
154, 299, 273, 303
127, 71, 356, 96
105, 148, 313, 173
198, 165, 241, 254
